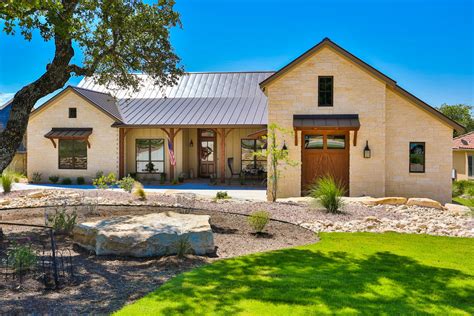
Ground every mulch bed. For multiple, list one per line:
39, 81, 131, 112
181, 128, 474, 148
0, 205, 317, 314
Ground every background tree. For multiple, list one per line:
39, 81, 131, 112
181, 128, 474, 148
0, 0, 183, 173
438, 103, 473, 136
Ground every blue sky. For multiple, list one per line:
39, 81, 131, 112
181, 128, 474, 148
0, 0, 473, 108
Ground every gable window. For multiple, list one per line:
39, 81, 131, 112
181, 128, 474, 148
241, 139, 267, 174
409, 142, 425, 173
136, 139, 165, 173
69, 107, 77, 118
469, 155, 473, 177
318, 76, 333, 107
59, 139, 87, 169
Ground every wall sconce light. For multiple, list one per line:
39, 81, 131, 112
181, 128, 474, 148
189, 139, 194, 147
363, 140, 371, 158
282, 141, 288, 151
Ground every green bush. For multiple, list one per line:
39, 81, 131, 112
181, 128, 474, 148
48, 207, 77, 235
215, 191, 230, 200
49, 175, 59, 184
77, 177, 85, 185
309, 176, 345, 213
160, 173, 166, 184
1, 173, 13, 193
171, 179, 179, 185
7, 243, 37, 273
93, 172, 116, 189
452, 180, 474, 197
248, 210, 270, 233
61, 177, 72, 185
133, 181, 146, 200
117, 175, 135, 193
32, 172, 42, 183
174, 236, 193, 258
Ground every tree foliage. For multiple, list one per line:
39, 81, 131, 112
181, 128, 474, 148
0, 0, 183, 172
438, 103, 473, 136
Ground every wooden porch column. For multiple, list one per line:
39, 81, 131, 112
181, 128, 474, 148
215, 128, 233, 183
161, 128, 182, 181
118, 128, 128, 178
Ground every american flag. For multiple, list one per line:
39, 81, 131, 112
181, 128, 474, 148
168, 138, 176, 166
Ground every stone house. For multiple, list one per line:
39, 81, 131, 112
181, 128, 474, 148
27, 38, 462, 203
453, 131, 474, 180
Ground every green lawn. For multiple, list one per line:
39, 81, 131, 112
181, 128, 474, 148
453, 196, 474, 209
116, 233, 474, 315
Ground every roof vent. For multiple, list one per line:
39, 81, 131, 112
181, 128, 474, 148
461, 139, 469, 145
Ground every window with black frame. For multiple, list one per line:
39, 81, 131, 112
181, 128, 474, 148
136, 139, 165, 173
58, 139, 87, 169
241, 139, 267, 176
318, 76, 333, 107
409, 142, 425, 173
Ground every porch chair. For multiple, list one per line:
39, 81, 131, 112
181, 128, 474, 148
227, 157, 241, 184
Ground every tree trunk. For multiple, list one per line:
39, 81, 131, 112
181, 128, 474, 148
0, 37, 75, 174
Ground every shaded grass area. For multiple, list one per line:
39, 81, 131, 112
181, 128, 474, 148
453, 196, 474, 209
116, 233, 474, 315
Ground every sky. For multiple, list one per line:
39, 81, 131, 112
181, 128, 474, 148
0, 0, 473, 108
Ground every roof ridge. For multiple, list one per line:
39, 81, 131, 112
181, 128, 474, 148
71, 85, 114, 97
133, 71, 276, 75
454, 130, 474, 139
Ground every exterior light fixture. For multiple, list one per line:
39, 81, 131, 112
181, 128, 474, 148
363, 140, 371, 158
189, 139, 194, 147
282, 141, 288, 151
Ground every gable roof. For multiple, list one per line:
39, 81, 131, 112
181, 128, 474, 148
31, 86, 123, 122
453, 131, 474, 150
259, 37, 464, 133
78, 72, 272, 126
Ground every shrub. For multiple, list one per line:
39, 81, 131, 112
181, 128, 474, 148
117, 175, 135, 193
160, 173, 166, 184
466, 186, 474, 198
452, 180, 474, 197
1, 173, 13, 193
174, 236, 193, 258
132, 181, 146, 200
93, 172, 116, 189
32, 172, 42, 183
215, 191, 230, 200
7, 171, 26, 183
171, 178, 179, 185
61, 178, 72, 185
248, 210, 270, 234
49, 175, 59, 184
47, 207, 77, 235
77, 177, 85, 185
309, 176, 345, 213
7, 243, 37, 273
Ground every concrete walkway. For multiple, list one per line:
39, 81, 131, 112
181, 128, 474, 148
5, 182, 268, 201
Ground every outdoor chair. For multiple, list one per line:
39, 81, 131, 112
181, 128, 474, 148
227, 157, 241, 184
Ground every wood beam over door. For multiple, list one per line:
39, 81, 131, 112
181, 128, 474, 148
161, 128, 182, 180
214, 128, 233, 183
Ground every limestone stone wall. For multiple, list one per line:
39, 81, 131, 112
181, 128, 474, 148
27, 90, 119, 182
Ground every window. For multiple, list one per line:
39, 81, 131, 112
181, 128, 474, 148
304, 135, 323, 149
409, 142, 425, 173
318, 76, 333, 107
469, 155, 473, 177
327, 135, 346, 149
241, 139, 267, 174
69, 108, 77, 118
136, 139, 165, 173
59, 139, 87, 169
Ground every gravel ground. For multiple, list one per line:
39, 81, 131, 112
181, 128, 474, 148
0, 205, 316, 315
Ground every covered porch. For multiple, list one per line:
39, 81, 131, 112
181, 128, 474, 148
117, 126, 267, 184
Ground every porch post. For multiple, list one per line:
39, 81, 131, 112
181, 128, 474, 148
161, 128, 182, 181
219, 128, 226, 183
119, 128, 126, 178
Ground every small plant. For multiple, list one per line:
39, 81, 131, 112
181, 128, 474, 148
7, 171, 26, 183
248, 210, 270, 234
117, 175, 135, 193
47, 207, 77, 235
215, 191, 230, 200
309, 176, 345, 213
466, 186, 474, 198
7, 243, 37, 273
160, 173, 166, 184
93, 172, 116, 189
171, 178, 179, 185
32, 172, 42, 183
49, 175, 59, 184
1, 172, 13, 193
174, 236, 193, 259
61, 177, 72, 185
132, 181, 146, 200
178, 174, 185, 183
77, 176, 85, 185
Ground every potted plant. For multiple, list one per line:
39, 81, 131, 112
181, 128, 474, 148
145, 162, 155, 173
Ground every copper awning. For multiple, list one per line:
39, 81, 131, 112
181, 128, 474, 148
44, 128, 93, 148
293, 114, 360, 146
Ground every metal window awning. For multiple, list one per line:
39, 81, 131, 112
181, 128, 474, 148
293, 114, 360, 146
44, 128, 93, 148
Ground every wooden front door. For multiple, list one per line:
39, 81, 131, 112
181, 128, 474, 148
301, 130, 350, 195
198, 129, 216, 177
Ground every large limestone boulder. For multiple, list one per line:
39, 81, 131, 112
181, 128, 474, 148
362, 197, 407, 206
73, 211, 214, 257
406, 198, 444, 210
444, 203, 472, 216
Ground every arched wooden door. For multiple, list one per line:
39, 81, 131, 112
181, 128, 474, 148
301, 130, 349, 195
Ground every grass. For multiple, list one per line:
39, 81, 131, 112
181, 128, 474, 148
453, 196, 474, 208
116, 233, 474, 315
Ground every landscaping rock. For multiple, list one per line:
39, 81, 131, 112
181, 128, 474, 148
27, 191, 48, 199
73, 211, 214, 257
0, 199, 10, 206
362, 197, 407, 206
406, 198, 444, 210
444, 203, 472, 216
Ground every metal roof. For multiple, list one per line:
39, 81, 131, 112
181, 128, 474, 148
77, 72, 273, 126
70, 87, 122, 121
44, 128, 93, 139
293, 114, 360, 129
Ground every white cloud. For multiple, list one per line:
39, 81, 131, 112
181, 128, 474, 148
0, 93, 14, 106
